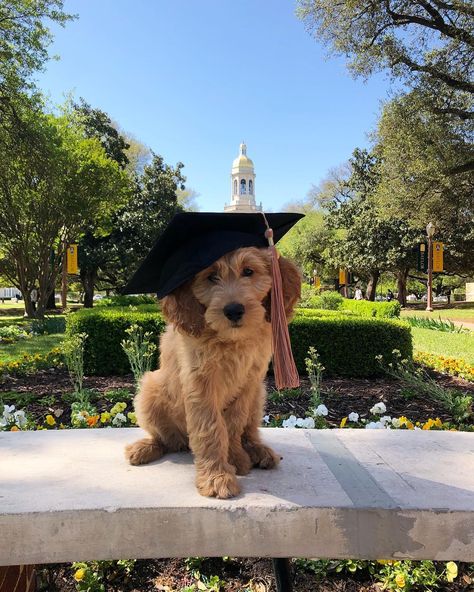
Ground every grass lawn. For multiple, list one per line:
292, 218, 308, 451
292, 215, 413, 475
401, 305, 474, 323
0, 333, 64, 362
411, 326, 474, 365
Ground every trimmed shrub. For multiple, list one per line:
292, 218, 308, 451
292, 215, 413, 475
96, 294, 157, 307
340, 298, 401, 318
66, 307, 166, 375
67, 306, 412, 378
305, 291, 343, 310
290, 313, 412, 377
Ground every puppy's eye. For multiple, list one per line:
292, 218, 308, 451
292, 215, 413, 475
208, 272, 219, 283
242, 268, 253, 277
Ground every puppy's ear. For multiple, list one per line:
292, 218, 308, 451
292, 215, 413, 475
278, 256, 302, 320
160, 281, 206, 337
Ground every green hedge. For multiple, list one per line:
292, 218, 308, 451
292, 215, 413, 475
66, 307, 166, 375
67, 306, 412, 378
340, 298, 401, 318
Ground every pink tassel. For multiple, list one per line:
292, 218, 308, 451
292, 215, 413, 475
264, 226, 300, 390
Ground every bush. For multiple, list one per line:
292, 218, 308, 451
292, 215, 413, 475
96, 295, 157, 307
67, 306, 412, 378
340, 298, 401, 318
290, 313, 412, 377
304, 291, 343, 310
66, 307, 166, 375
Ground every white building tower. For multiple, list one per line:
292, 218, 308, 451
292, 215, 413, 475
224, 142, 262, 212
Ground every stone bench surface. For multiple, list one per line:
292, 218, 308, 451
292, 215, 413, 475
1, 428, 474, 565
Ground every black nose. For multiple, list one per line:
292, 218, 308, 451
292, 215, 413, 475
223, 302, 245, 322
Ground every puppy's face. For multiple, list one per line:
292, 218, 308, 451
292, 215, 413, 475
192, 247, 271, 338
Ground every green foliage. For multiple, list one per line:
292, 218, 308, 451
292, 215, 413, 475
378, 350, 472, 422
0, 324, 29, 343
96, 294, 157, 307
340, 298, 401, 318
103, 388, 133, 403
291, 314, 412, 377
30, 316, 66, 335
306, 291, 343, 310
61, 333, 87, 394
66, 307, 165, 375
405, 315, 468, 333
121, 324, 157, 386
305, 346, 324, 406
72, 560, 136, 592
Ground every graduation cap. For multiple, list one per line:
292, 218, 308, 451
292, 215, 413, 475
123, 211, 304, 389
123, 211, 303, 298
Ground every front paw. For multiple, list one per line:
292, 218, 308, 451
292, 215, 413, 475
229, 448, 253, 476
196, 470, 241, 499
125, 438, 163, 465
245, 443, 280, 470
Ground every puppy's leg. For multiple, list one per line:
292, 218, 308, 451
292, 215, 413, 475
125, 370, 187, 466
242, 383, 280, 470
185, 379, 240, 499
224, 395, 252, 476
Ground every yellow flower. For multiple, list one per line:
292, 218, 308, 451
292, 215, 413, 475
446, 561, 458, 582
377, 559, 395, 565
127, 411, 137, 425
45, 414, 56, 426
10, 426, 19, 432
340, 417, 347, 428
74, 568, 86, 581
100, 411, 111, 423
434, 418, 442, 428
395, 573, 406, 588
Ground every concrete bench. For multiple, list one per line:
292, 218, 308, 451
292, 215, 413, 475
1, 428, 474, 591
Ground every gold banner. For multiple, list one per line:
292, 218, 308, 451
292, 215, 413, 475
433, 241, 443, 272
67, 244, 78, 274
339, 269, 346, 285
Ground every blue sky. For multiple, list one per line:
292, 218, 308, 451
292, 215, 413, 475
37, 0, 389, 212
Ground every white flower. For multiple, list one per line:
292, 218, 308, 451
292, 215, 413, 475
380, 415, 392, 425
262, 415, 270, 425
282, 415, 297, 428
296, 417, 304, 427
348, 412, 359, 423
414, 426, 422, 431
0, 417, 7, 428
365, 421, 385, 429
370, 402, 387, 415
314, 404, 328, 417
74, 412, 87, 423
391, 418, 401, 428
13, 410, 27, 427
302, 417, 315, 429
4, 404, 15, 414
112, 412, 127, 426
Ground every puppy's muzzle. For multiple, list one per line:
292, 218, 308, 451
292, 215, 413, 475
223, 302, 245, 323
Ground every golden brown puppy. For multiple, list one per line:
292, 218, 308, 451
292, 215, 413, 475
125, 247, 301, 498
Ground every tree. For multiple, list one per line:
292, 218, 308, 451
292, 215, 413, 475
0, 0, 73, 101
177, 187, 200, 211
0, 100, 129, 317
375, 94, 474, 277
297, 0, 474, 125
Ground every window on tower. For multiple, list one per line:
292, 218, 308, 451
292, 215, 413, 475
248, 180, 253, 194
234, 180, 237, 195
240, 179, 246, 194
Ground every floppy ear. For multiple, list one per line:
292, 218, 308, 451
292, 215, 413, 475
160, 281, 206, 337
278, 256, 302, 321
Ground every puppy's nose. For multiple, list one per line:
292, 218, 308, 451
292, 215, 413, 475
223, 302, 245, 322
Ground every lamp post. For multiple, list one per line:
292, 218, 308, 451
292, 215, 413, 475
426, 222, 435, 312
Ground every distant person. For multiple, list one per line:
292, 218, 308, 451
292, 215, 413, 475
30, 287, 38, 312
354, 287, 363, 300
445, 288, 451, 305
387, 289, 394, 302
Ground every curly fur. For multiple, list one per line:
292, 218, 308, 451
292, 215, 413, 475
125, 247, 301, 499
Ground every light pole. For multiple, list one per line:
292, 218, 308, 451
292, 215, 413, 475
426, 222, 435, 312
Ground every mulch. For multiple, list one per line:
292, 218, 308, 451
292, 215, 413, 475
2, 369, 473, 591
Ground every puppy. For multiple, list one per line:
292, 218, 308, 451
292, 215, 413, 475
125, 246, 301, 498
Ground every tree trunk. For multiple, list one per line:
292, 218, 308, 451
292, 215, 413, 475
81, 269, 97, 308
46, 291, 56, 310
397, 268, 409, 307
366, 270, 380, 301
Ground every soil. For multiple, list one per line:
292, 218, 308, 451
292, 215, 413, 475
2, 369, 473, 592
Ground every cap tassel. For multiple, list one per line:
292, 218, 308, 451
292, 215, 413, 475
264, 224, 300, 390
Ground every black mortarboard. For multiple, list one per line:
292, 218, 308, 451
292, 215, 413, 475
123, 212, 304, 297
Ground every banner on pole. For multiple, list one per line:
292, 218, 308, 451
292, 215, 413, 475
433, 242, 444, 272
67, 244, 78, 274
417, 243, 428, 273
339, 269, 347, 285
314, 276, 321, 290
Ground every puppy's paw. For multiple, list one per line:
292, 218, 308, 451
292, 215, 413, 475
229, 448, 253, 476
125, 438, 164, 465
246, 443, 281, 470
197, 471, 241, 499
